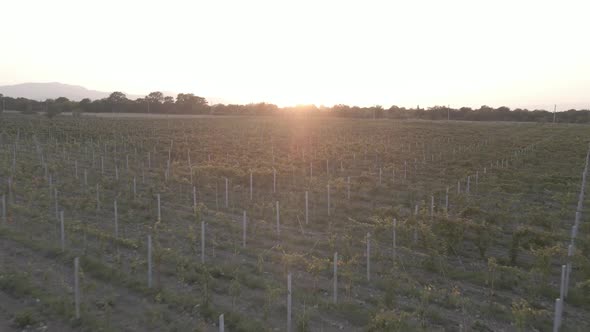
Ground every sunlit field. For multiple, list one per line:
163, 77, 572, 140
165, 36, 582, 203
0, 114, 589, 331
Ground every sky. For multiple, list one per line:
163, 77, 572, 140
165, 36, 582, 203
1, 0, 589, 109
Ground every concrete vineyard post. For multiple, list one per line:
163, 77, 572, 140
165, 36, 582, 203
404, 161, 407, 180
305, 191, 309, 224
147, 235, 153, 288
347, 176, 351, 200
74, 160, 78, 179
157, 194, 161, 221
1, 195, 6, 224
430, 195, 434, 218
54, 188, 59, 220
392, 218, 397, 260
114, 200, 119, 239
84, 170, 88, 187
287, 273, 292, 332
476, 171, 479, 191
225, 177, 229, 208
366, 232, 371, 281
327, 184, 331, 216
133, 177, 137, 198
273, 168, 276, 193
560, 264, 566, 298
250, 171, 253, 200
96, 184, 100, 211
74, 257, 80, 319
457, 181, 461, 194
101, 156, 104, 175
553, 298, 561, 332
466, 176, 470, 194
192, 186, 197, 213
276, 201, 280, 237
60, 211, 65, 252
379, 167, 382, 185
333, 252, 338, 304
201, 221, 205, 264
445, 187, 449, 211
242, 210, 247, 247
219, 314, 224, 332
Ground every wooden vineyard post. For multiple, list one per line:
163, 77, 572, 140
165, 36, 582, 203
287, 273, 292, 332
157, 194, 161, 222
379, 167, 382, 185
559, 264, 566, 326
101, 156, 104, 175
133, 177, 137, 199
566, 244, 573, 297
219, 314, 224, 332
84, 170, 88, 188
242, 210, 247, 247
333, 252, 338, 303
305, 191, 309, 224
475, 171, 479, 192
276, 201, 280, 238
457, 181, 461, 194
60, 211, 65, 252
366, 232, 371, 281
114, 200, 119, 239
74, 160, 78, 179
147, 235, 153, 288
74, 257, 80, 319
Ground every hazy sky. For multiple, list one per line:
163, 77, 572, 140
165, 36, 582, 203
1, 0, 589, 109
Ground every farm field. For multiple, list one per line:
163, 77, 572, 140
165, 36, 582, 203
0, 114, 589, 331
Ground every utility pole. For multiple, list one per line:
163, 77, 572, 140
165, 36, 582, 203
553, 104, 556, 124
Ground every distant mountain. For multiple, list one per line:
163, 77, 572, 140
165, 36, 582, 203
0, 82, 143, 101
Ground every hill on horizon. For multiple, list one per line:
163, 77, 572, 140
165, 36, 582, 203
0, 82, 143, 101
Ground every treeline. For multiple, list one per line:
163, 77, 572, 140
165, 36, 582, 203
1, 91, 589, 123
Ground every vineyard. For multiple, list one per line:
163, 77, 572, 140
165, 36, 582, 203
0, 114, 589, 331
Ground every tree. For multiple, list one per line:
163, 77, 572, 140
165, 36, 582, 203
147, 91, 164, 104
107, 92, 127, 112
175, 93, 209, 114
